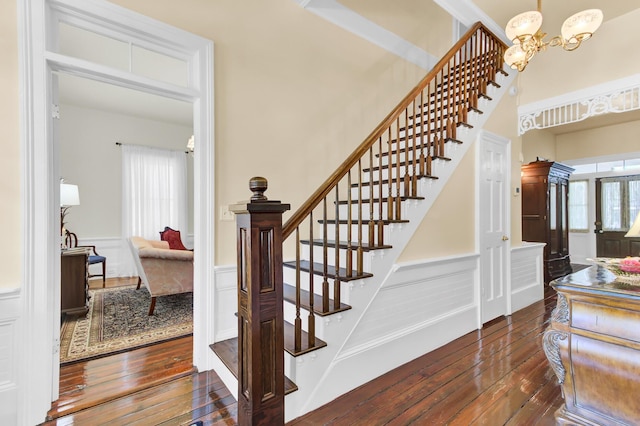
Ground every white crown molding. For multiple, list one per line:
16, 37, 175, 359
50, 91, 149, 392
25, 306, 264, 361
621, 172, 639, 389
295, 0, 436, 70
518, 74, 640, 135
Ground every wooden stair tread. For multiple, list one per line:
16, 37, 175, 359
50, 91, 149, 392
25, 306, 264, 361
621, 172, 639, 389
386, 133, 465, 148
283, 283, 351, 317
318, 218, 409, 225
350, 176, 437, 188
283, 260, 373, 281
300, 239, 392, 251
336, 196, 425, 205
363, 156, 452, 173
283, 320, 328, 356
377, 139, 461, 158
209, 338, 299, 395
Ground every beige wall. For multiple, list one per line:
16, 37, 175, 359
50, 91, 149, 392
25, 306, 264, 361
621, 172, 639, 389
1, 0, 20, 289
522, 129, 556, 163
398, 145, 475, 261
517, 10, 639, 105
59, 103, 194, 238
556, 120, 640, 162
108, 0, 445, 265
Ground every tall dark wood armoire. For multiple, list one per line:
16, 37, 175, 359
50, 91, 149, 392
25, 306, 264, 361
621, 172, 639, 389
521, 160, 574, 283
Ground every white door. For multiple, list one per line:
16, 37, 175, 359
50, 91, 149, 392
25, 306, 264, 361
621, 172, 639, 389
479, 132, 510, 324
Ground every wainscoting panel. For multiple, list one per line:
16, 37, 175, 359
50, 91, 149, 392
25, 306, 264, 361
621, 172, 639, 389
0, 287, 20, 426
341, 255, 479, 354
213, 265, 238, 341
510, 242, 545, 312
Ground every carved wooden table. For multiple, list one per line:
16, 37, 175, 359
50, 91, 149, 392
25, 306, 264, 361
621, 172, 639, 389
544, 266, 640, 425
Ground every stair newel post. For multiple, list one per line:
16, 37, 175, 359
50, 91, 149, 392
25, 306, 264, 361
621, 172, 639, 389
346, 169, 353, 277
294, 227, 301, 352
231, 177, 290, 426
377, 138, 385, 247
333, 185, 342, 308
322, 198, 329, 314
358, 159, 364, 275
367, 150, 375, 249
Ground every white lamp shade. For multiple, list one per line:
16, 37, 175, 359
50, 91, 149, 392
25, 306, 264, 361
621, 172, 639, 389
625, 211, 640, 238
561, 9, 603, 44
505, 11, 542, 43
504, 44, 527, 69
60, 183, 80, 206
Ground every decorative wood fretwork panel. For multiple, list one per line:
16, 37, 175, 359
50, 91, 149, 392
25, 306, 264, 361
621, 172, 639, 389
518, 75, 640, 135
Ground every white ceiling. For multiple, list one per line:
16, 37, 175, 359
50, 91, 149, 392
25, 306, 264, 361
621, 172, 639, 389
58, 0, 640, 132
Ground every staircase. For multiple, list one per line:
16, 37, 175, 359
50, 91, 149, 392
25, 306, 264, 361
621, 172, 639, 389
211, 22, 514, 421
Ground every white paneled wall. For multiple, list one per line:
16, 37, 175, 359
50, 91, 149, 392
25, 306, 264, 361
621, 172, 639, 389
0, 288, 20, 426
511, 242, 545, 312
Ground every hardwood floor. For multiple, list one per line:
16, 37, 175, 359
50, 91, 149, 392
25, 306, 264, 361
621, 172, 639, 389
43, 285, 563, 425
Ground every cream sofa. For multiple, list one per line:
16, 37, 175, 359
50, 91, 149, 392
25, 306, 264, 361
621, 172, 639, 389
129, 236, 194, 315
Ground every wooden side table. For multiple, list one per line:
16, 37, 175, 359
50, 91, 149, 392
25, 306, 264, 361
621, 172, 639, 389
61, 248, 90, 316
544, 266, 640, 424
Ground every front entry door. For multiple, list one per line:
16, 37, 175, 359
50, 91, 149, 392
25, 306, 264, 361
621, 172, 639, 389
479, 133, 510, 324
595, 176, 640, 257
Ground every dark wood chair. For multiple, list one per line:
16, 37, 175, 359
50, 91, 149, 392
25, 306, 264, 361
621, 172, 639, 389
64, 230, 106, 286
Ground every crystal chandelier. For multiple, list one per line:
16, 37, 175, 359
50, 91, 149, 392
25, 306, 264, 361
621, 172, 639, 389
503, 0, 603, 72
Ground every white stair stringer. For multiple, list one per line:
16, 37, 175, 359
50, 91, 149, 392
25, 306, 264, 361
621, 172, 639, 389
283, 67, 515, 421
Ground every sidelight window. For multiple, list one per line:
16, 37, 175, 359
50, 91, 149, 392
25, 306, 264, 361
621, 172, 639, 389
568, 180, 589, 232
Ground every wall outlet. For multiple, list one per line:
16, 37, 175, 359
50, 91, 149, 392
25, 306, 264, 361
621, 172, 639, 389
220, 206, 234, 222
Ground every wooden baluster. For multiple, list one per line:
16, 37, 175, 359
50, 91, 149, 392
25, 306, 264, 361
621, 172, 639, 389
452, 52, 459, 140
386, 128, 393, 223
322, 198, 329, 314
419, 89, 426, 177
232, 177, 289, 426
460, 41, 468, 124
334, 186, 341, 306
295, 227, 301, 352
346, 170, 353, 277
403, 107, 411, 198
411, 98, 418, 197
308, 212, 315, 347
358, 159, 364, 275
368, 148, 375, 249
377, 138, 384, 247
395, 116, 402, 220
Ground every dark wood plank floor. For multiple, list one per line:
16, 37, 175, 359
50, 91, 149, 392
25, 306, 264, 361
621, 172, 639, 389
43, 285, 563, 425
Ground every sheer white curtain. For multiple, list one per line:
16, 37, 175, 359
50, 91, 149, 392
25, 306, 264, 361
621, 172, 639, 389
122, 144, 188, 240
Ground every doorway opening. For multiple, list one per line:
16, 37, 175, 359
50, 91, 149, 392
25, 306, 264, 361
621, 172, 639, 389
19, 1, 214, 423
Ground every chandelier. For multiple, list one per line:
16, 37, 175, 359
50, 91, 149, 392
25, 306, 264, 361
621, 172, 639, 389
503, 0, 603, 72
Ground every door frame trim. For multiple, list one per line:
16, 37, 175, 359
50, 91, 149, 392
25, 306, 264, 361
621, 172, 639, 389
18, 1, 214, 423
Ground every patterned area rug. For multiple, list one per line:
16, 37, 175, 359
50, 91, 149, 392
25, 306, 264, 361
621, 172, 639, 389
60, 285, 193, 364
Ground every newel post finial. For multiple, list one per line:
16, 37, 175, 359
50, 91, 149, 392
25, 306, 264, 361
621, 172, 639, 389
249, 176, 268, 201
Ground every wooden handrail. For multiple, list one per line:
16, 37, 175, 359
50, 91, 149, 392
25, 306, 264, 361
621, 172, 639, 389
283, 22, 506, 239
